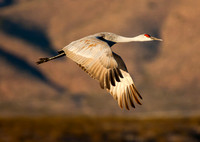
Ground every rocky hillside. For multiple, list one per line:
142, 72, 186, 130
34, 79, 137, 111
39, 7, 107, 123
0, 0, 199, 116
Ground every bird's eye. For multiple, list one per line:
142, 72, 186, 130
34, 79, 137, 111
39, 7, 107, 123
144, 34, 151, 38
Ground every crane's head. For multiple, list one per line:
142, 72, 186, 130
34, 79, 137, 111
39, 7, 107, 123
95, 32, 162, 43
138, 34, 163, 41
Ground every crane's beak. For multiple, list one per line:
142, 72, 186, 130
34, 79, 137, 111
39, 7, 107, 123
151, 37, 163, 41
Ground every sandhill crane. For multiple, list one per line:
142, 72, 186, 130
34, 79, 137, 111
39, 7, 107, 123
36, 32, 162, 110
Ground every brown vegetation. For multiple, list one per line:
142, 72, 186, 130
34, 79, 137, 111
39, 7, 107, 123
0, 116, 200, 142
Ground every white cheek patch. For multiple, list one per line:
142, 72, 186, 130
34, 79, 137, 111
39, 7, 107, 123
137, 35, 153, 41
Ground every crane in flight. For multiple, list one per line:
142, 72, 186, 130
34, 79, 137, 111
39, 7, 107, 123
36, 32, 162, 110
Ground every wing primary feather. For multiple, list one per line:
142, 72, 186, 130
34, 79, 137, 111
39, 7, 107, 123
132, 84, 142, 99
124, 88, 130, 110
127, 86, 135, 108
110, 91, 116, 100
116, 68, 123, 78
99, 70, 105, 89
99, 80, 104, 89
105, 72, 110, 90
109, 70, 115, 86
123, 93, 129, 110
111, 88, 118, 100
113, 68, 120, 82
118, 93, 123, 109
130, 85, 142, 105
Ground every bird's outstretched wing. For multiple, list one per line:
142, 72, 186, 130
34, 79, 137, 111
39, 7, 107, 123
109, 53, 142, 110
63, 37, 142, 110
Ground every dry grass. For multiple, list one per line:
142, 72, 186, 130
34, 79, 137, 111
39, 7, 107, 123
0, 116, 199, 142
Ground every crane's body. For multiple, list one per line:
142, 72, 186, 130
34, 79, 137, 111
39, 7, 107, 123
37, 32, 162, 110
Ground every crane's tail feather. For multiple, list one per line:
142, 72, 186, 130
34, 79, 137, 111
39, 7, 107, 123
36, 51, 66, 65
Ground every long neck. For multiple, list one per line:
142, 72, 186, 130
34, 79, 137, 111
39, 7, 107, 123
115, 35, 147, 42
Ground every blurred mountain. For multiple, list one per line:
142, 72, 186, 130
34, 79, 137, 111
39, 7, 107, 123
0, 0, 199, 116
